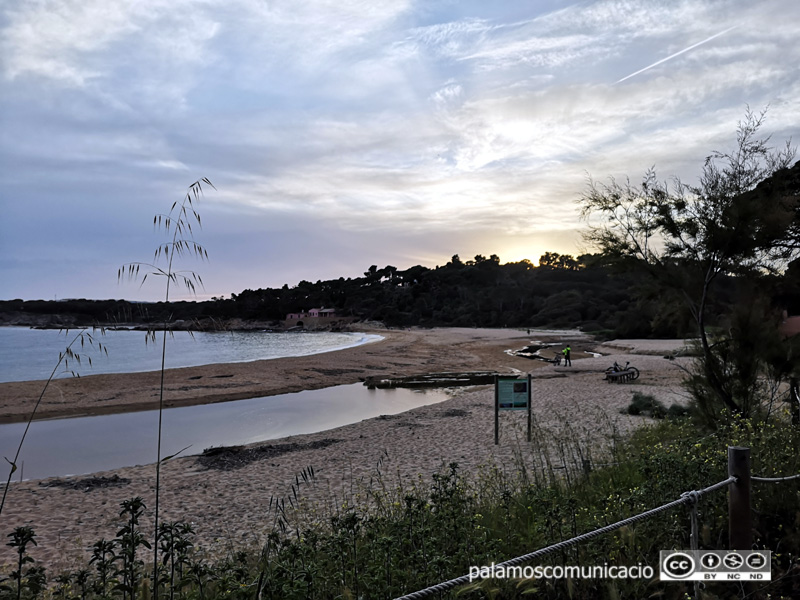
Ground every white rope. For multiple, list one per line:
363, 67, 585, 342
751, 473, 800, 482
394, 476, 736, 600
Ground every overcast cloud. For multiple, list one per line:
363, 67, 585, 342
1, 0, 798, 300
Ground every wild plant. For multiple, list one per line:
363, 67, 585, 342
156, 521, 195, 600
118, 178, 214, 600
255, 466, 317, 600
0, 328, 106, 516
1, 525, 41, 600
73, 569, 90, 600
53, 572, 72, 600
89, 539, 116, 598
208, 551, 250, 600
2, 565, 46, 600
113, 497, 150, 600
184, 560, 211, 600
330, 510, 362, 597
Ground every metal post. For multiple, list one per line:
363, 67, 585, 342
728, 446, 752, 550
791, 377, 800, 425
494, 375, 499, 445
527, 373, 532, 443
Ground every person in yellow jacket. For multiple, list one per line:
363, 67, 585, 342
562, 345, 571, 367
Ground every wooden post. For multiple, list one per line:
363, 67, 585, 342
728, 446, 752, 550
494, 375, 499, 445
527, 373, 532, 443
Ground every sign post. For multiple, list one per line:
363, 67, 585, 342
494, 375, 499, 445
494, 374, 532, 444
527, 373, 532, 442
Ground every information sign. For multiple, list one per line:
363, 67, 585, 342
494, 374, 532, 444
497, 377, 529, 410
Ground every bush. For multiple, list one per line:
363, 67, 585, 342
666, 403, 690, 418
623, 392, 667, 418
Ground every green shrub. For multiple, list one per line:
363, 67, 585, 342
622, 392, 667, 418
666, 403, 690, 418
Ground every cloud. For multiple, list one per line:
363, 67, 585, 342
2, 0, 799, 300
2, 1, 219, 86
615, 26, 739, 84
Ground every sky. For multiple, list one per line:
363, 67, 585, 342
1, 0, 798, 301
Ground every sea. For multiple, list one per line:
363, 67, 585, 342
0, 326, 382, 383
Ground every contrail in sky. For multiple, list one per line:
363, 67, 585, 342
615, 25, 738, 84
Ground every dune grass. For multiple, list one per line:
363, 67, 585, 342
117, 179, 214, 600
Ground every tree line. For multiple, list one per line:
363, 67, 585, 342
0, 250, 713, 338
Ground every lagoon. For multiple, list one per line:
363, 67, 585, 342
0, 383, 449, 481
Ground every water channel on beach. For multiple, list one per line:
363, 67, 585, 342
0, 383, 450, 481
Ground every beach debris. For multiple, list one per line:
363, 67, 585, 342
311, 368, 364, 376
392, 421, 430, 429
364, 371, 497, 389
441, 409, 470, 417
38, 474, 131, 492
198, 438, 341, 470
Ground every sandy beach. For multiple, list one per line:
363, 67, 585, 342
0, 327, 691, 571
0, 327, 552, 423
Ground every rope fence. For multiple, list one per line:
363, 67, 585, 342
393, 476, 735, 600
394, 445, 800, 600
751, 473, 800, 482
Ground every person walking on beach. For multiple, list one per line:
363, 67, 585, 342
562, 345, 571, 367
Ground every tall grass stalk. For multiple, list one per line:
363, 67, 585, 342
0, 328, 106, 517
118, 178, 214, 600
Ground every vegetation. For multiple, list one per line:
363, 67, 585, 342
118, 179, 214, 600
0, 252, 704, 339
581, 108, 800, 425
623, 392, 667, 418
2, 415, 799, 599
621, 391, 688, 419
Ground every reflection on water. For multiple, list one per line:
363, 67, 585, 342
0, 384, 449, 481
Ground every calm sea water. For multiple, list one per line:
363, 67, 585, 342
0, 327, 382, 383
0, 384, 449, 480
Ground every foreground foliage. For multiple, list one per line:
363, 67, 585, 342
3, 415, 799, 600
